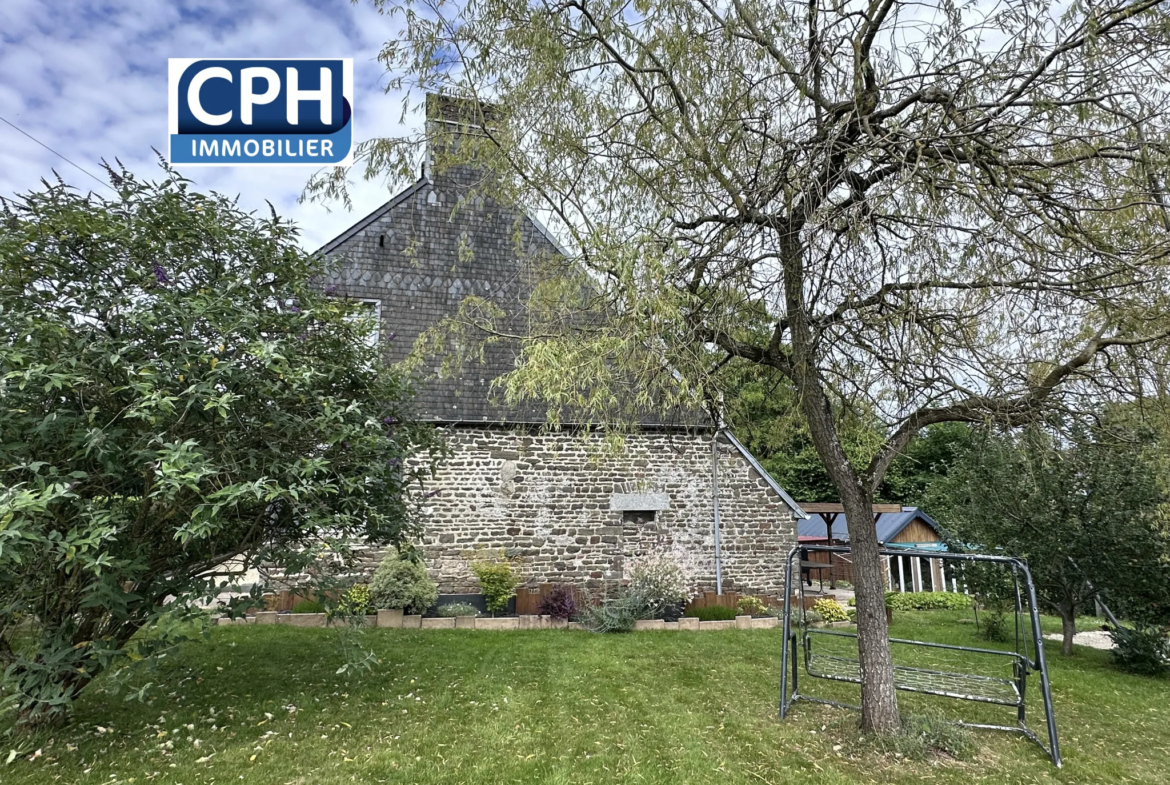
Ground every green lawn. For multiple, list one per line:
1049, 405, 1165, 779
4, 612, 1168, 784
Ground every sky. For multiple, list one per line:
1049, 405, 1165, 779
0, 0, 420, 251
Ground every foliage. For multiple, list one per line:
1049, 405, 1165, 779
0, 165, 442, 726
434, 602, 480, 618
292, 600, 325, 614
736, 596, 768, 617
683, 605, 737, 622
789, 608, 823, 627
1110, 626, 1170, 677
625, 549, 701, 617
929, 418, 1170, 654
812, 599, 850, 624
369, 550, 438, 615
979, 607, 1011, 643
580, 589, 653, 633
848, 711, 974, 762
336, 585, 372, 617
727, 364, 972, 504
884, 592, 972, 612
537, 585, 578, 621
470, 555, 520, 616
341, 0, 1170, 732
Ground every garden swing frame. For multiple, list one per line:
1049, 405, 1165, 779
779, 545, 1061, 767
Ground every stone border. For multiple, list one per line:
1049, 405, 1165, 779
219, 611, 781, 631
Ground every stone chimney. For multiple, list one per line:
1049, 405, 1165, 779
424, 93, 501, 180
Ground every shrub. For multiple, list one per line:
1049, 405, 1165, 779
736, 595, 768, 617
684, 605, 738, 622
581, 589, 653, 632
0, 166, 446, 725
291, 600, 324, 614
884, 591, 972, 611
337, 584, 372, 616
627, 552, 697, 618
979, 606, 1010, 642
434, 602, 481, 618
813, 598, 849, 623
538, 584, 578, 620
369, 550, 438, 615
783, 607, 823, 626
471, 558, 520, 616
1110, 626, 1170, 676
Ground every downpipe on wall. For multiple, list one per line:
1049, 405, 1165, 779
712, 431, 723, 595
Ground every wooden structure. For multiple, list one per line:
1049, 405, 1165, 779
797, 504, 950, 593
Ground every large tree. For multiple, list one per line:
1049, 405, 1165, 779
928, 418, 1170, 655
321, 0, 1170, 730
727, 362, 971, 503
0, 168, 443, 725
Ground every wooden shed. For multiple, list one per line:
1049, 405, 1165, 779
797, 504, 950, 593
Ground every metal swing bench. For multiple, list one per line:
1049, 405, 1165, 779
779, 545, 1062, 767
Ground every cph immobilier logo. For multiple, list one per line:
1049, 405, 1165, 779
168, 58, 353, 166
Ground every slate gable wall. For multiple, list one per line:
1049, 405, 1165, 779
320, 166, 553, 423
318, 158, 796, 597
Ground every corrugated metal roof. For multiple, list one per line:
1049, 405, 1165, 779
796, 507, 943, 544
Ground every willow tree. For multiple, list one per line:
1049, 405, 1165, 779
317, 0, 1170, 731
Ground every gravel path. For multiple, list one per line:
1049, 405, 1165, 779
1044, 629, 1115, 650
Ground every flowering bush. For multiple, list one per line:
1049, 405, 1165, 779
538, 584, 578, 620
812, 598, 850, 623
626, 547, 701, 610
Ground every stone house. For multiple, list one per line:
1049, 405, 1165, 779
317, 95, 806, 599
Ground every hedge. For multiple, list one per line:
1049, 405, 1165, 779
884, 591, 972, 611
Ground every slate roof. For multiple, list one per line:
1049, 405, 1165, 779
797, 507, 943, 544
316, 162, 704, 428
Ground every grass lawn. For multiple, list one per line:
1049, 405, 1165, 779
4, 611, 1168, 784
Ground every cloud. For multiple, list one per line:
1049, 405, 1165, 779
0, 0, 421, 250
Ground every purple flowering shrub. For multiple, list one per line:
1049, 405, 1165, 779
538, 584, 578, 620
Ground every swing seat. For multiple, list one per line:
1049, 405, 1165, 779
806, 652, 1022, 706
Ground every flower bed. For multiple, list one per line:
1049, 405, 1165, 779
216, 611, 781, 631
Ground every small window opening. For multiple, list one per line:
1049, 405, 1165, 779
379, 234, 385, 248
623, 510, 656, 525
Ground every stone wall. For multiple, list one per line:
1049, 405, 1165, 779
408, 427, 798, 597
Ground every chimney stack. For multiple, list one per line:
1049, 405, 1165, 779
425, 93, 501, 180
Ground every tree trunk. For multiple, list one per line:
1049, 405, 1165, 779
840, 486, 901, 733
1059, 603, 1078, 656
780, 233, 899, 733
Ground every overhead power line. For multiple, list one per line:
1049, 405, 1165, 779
0, 114, 115, 193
